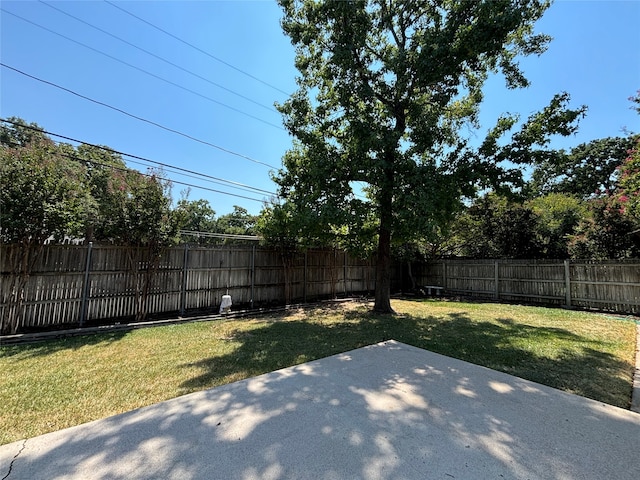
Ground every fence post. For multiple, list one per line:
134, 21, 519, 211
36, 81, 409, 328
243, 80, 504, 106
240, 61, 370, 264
79, 242, 93, 327
180, 244, 188, 316
564, 259, 572, 308
442, 259, 447, 290
344, 251, 348, 297
494, 260, 499, 300
250, 244, 255, 309
227, 248, 232, 294
303, 250, 308, 303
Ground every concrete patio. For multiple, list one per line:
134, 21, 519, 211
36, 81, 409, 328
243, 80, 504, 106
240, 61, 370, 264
1, 340, 639, 479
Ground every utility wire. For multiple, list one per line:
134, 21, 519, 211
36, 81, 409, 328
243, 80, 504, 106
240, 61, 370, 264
104, 0, 291, 97
122, 157, 273, 196
1, 63, 280, 169
1, 8, 284, 131
38, 1, 278, 115
179, 230, 261, 241
0, 117, 278, 197
50, 143, 267, 204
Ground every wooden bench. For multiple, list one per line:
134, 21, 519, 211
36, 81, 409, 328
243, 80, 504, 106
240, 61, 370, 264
420, 285, 445, 296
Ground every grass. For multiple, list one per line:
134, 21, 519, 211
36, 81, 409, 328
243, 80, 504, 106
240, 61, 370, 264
1, 299, 637, 445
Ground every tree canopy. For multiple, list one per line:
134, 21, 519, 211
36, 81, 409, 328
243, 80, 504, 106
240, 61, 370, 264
0, 133, 89, 246
526, 135, 638, 198
0, 118, 185, 249
176, 200, 259, 245
273, 0, 585, 312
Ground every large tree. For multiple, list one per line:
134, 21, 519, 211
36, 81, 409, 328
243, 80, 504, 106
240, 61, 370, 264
0, 116, 49, 148
448, 193, 542, 259
568, 197, 640, 260
616, 93, 640, 226
275, 0, 584, 312
216, 206, 258, 236
0, 132, 89, 334
94, 167, 182, 321
528, 193, 585, 258
618, 142, 640, 223
175, 198, 218, 245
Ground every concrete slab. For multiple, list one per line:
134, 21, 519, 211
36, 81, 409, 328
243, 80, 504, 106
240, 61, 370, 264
1, 340, 639, 480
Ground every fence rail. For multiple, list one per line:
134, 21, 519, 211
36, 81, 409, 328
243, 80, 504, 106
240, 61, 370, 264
2, 244, 639, 334
412, 259, 640, 315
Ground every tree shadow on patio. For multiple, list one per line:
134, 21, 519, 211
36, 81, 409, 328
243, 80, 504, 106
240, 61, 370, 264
180, 305, 634, 409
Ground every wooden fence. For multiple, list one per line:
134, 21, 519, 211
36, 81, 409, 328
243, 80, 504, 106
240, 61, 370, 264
410, 259, 640, 315
0, 244, 376, 332
2, 244, 639, 334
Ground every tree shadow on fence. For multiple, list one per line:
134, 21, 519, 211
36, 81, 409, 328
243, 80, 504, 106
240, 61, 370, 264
179, 305, 634, 409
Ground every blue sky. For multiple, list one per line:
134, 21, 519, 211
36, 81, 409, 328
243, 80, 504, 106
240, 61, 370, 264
1, 0, 639, 216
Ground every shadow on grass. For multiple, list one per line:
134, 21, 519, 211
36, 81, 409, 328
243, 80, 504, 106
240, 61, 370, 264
181, 305, 634, 408
0, 330, 131, 359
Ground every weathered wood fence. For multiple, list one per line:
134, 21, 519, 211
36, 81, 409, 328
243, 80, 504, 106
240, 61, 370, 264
0, 244, 376, 332
2, 244, 639, 333
410, 259, 640, 315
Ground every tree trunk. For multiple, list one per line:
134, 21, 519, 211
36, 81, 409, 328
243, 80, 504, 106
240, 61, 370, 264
374, 226, 394, 313
3, 273, 27, 335
373, 162, 395, 314
1, 243, 43, 335
127, 247, 147, 323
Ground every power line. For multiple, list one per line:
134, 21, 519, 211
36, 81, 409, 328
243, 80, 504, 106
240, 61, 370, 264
38, 1, 279, 115
123, 157, 273, 197
179, 230, 261, 241
1, 8, 284, 131
0, 118, 278, 198
0, 63, 280, 169
104, 0, 291, 97
49, 140, 268, 204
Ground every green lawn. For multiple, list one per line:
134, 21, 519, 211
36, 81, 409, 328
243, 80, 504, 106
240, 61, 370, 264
1, 299, 637, 445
